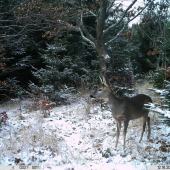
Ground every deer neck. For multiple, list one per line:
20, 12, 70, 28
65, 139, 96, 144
104, 91, 120, 109
105, 92, 125, 120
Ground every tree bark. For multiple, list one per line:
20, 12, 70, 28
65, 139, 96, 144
96, 44, 110, 77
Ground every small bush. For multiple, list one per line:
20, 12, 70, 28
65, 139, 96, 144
0, 77, 20, 102
153, 70, 166, 89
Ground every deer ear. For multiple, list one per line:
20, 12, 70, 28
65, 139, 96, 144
99, 75, 103, 84
102, 76, 108, 87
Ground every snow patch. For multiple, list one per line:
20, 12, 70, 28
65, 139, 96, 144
0, 96, 170, 169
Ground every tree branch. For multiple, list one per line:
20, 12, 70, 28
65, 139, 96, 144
80, 29, 96, 49
68, 0, 96, 47
106, 0, 151, 46
97, 0, 107, 39
103, 0, 138, 37
139, 26, 153, 42
106, 0, 116, 14
80, 8, 96, 17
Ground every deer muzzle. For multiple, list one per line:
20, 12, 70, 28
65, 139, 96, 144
90, 95, 96, 98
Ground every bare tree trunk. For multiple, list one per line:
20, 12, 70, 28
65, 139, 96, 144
96, 44, 110, 77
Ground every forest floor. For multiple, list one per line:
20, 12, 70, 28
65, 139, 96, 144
0, 80, 170, 170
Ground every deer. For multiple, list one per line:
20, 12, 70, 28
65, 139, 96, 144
90, 76, 152, 149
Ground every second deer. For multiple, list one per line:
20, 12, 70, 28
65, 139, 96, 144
90, 76, 152, 149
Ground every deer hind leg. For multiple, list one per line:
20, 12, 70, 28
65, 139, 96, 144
115, 120, 121, 148
123, 120, 129, 150
139, 115, 147, 143
147, 116, 151, 139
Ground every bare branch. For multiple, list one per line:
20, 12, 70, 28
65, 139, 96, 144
106, 0, 151, 46
106, 0, 116, 14
103, 0, 138, 37
139, 26, 153, 42
79, 21, 96, 43
68, 0, 96, 46
80, 29, 96, 49
81, 8, 96, 17
106, 22, 127, 46
127, 1, 151, 25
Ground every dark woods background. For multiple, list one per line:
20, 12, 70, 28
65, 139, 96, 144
0, 0, 170, 104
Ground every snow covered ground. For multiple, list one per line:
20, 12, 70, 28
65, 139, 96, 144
0, 95, 170, 170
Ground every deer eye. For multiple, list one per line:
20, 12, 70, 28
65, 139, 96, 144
98, 89, 102, 91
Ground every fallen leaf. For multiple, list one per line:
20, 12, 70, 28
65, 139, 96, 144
159, 145, 167, 152
149, 139, 154, 143
90, 134, 94, 138
145, 146, 151, 151
14, 158, 22, 164
96, 144, 102, 147
78, 141, 82, 145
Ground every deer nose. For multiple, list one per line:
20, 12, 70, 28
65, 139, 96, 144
90, 95, 95, 98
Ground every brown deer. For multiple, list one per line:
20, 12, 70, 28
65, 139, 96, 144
90, 76, 152, 149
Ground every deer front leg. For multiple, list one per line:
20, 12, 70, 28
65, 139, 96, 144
147, 116, 151, 139
115, 120, 121, 148
123, 120, 129, 149
139, 116, 147, 143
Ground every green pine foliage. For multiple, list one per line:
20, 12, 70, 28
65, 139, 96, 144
164, 81, 170, 108
30, 37, 99, 103
152, 70, 166, 89
130, 24, 157, 74
107, 34, 135, 97
152, 22, 170, 89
